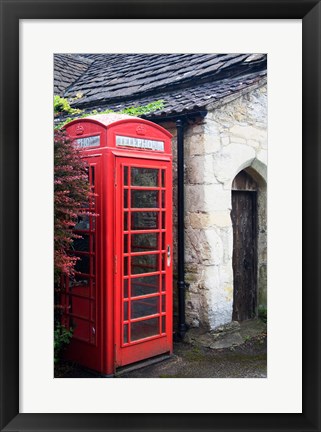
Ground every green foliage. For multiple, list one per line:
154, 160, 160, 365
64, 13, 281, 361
54, 322, 73, 364
54, 129, 93, 363
54, 95, 82, 116
121, 100, 165, 116
55, 100, 165, 129
54, 129, 92, 283
258, 305, 267, 323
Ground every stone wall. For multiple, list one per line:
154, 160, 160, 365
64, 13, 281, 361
163, 83, 267, 330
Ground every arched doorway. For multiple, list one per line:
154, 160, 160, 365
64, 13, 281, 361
231, 170, 258, 321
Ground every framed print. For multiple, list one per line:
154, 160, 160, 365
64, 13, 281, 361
0, 0, 320, 431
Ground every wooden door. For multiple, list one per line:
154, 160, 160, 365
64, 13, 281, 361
231, 171, 257, 321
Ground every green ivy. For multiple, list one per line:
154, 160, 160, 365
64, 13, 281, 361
55, 99, 165, 129
54, 95, 83, 116
121, 100, 165, 116
54, 322, 73, 364
258, 305, 267, 323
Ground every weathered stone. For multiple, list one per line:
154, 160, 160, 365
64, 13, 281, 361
211, 320, 240, 334
192, 125, 204, 134
230, 136, 247, 144
210, 211, 231, 228
188, 133, 202, 144
247, 139, 260, 148
221, 136, 230, 146
185, 271, 201, 283
189, 133, 221, 156
213, 144, 256, 186
224, 284, 234, 303
191, 318, 200, 328
203, 133, 221, 153
229, 124, 266, 143
188, 211, 231, 229
204, 185, 231, 212
233, 108, 247, 123
256, 148, 267, 166
185, 184, 205, 212
188, 212, 210, 229
189, 141, 202, 156
205, 229, 224, 265
209, 332, 243, 349
220, 227, 233, 263
179, 84, 267, 330
258, 264, 267, 306
185, 263, 202, 274
205, 265, 233, 329
185, 227, 221, 265
186, 154, 215, 185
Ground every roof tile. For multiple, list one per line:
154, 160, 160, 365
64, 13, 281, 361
54, 54, 267, 118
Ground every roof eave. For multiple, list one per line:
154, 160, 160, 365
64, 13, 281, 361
143, 109, 208, 124
204, 76, 267, 112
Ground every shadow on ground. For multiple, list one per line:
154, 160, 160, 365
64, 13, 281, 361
55, 319, 267, 379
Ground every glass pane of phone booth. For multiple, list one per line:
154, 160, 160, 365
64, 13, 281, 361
121, 164, 168, 346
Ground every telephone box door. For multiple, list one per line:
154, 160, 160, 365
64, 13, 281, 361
114, 157, 173, 368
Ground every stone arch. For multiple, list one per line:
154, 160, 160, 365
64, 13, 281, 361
250, 158, 267, 184
226, 156, 267, 190
231, 164, 267, 320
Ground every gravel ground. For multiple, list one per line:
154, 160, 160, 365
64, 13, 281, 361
118, 332, 267, 378
55, 321, 267, 379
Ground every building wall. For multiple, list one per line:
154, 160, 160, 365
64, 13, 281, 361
163, 84, 267, 330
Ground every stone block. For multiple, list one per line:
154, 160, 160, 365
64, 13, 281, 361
256, 149, 267, 166
204, 184, 231, 212
185, 262, 202, 275
188, 212, 210, 229
188, 211, 231, 229
205, 229, 224, 265
189, 133, 220, 156
203, 265, 220, 291
221, 136, 230, 146
209, 332, 243, 349
189, 141, 203, 157
185, 185, 205, 212
192, 125, 204, 134
224, 285, 234, 303
250, 158, 267, 182
221, 227, 233, 262
233, 108, 248, 123
189, 133, 202, 144
230, 136, 247, 144
186, 154, 216, 185
210, 211, 232, 228
247, 139, 260, 148
213, 144, 256, 185
203, 133, 221, 153
229, 124, 266, 143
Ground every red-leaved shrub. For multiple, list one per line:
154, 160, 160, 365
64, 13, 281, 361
54, 129, 91, 286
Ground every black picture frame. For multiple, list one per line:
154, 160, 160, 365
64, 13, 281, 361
0, 1, 319, 431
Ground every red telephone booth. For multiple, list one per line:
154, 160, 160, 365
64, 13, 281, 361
62, 114, 173, 376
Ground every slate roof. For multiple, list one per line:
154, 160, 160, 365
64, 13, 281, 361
54, 53, 267, 119
54, 54, 93, 95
